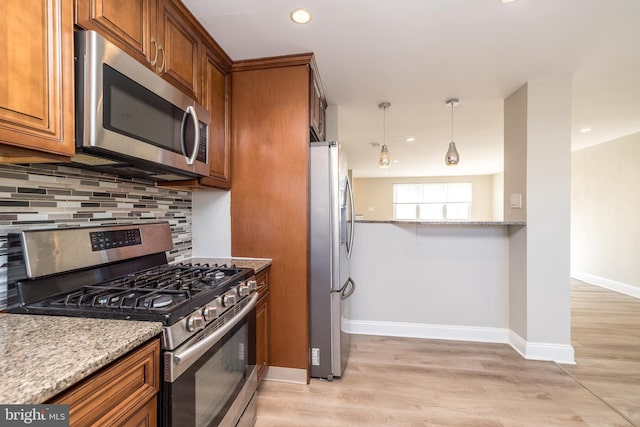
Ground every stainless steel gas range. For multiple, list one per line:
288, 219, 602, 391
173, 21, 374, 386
7, 222, 257, 427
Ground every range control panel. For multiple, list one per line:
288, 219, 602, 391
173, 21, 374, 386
90, 229, 142, 251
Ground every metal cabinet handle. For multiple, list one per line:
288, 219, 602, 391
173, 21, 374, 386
150, 38, 158, 66
158, 45, 166, 73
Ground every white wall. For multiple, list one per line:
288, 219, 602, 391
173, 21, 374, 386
492, 172, 504, 221
504, 85, 528, 340
571, 132, 640, 297
526, 78, 572, 347
192, 189, 232, 257
503, 79, 573, 364
347, 222, 509, 342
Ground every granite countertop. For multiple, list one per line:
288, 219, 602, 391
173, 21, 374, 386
185, 257, 272, 274
356, 220, 526, 226
0, 314, 163, 404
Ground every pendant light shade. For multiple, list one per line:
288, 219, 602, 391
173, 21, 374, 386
378, 102, 391, 168
379, 144, 391, 168
445, 98, 460, 166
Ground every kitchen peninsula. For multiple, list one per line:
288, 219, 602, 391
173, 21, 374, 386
347, 220, 525, 348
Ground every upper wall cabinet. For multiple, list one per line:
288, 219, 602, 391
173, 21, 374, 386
198, 43, 231, 189
76, 0, 200, 99
309, 64, 326, 142
160, 38, 232, 190
0, 0, 75, 162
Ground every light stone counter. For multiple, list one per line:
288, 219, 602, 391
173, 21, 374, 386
0, 314, 163, 404
356, 220, 526, 226
185, 257, 272, 274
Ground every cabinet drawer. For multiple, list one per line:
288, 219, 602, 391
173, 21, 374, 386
50, 339, 160, 426
256, 269, 269, 300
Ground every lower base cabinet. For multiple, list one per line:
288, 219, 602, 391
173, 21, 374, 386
49, 338, 160, 426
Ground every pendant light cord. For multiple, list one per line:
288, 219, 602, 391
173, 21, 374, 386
383, 105, 387, 145
451, 102, 454, 142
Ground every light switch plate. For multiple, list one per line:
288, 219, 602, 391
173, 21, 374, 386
510, 193, 522, 209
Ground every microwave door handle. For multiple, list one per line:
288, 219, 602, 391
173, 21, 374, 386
181, 105, 200, 165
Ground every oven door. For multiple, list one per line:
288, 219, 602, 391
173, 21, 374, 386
163, 294, 258, 427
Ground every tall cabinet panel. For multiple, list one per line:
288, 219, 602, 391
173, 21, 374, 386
231, 55, 315, 380
0, 0, 74, 161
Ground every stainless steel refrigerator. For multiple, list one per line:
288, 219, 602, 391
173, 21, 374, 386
309, 140, 356, 380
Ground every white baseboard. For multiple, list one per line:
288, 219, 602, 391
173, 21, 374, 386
508, 330, 575, 365
344, 319, 575, 364
344, 319, 509, 343
571, 271, 640, 299
262, 366, 308, 384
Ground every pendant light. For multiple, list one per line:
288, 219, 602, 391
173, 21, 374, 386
378, 102, 391, 168
445, 98, 460, 166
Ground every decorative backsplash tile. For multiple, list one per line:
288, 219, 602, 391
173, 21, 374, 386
0, 163, 193, 309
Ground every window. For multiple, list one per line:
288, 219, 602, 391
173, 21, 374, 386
393, 182, 472, 220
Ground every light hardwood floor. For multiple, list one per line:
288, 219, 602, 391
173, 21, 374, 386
255, 280, 639, 426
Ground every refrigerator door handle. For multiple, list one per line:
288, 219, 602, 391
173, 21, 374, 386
332, 277, 355, 299
342, 277, 356, 300
346, 175, 355, 259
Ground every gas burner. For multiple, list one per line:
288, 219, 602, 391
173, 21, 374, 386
143, 294, 174, 309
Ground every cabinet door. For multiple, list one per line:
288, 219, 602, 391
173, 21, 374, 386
120, 397, 157, 427
50, 339, 160, 426
0, 0, 74, 160
309, 71, 326, 142
157, 0, 199, 98
200, 44, 231, 188
75, 0, 157, 69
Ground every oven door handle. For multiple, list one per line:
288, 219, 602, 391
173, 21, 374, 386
166, 293, 258, 382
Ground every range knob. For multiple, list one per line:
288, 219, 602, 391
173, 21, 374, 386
237, 282, 251, 297
247, 279, 257, 291
186, 313, 205, 332
223, 291, 237, 307
202, 297, 222, 321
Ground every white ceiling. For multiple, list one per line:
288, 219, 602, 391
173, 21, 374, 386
183, 0, 640, 178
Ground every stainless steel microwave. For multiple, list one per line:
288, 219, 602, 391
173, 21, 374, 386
73, 30, 209, 181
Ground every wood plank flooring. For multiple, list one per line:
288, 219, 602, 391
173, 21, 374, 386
255, 280, 639, 426
563, 279, 640, 426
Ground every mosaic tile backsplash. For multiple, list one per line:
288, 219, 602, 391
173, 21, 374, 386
0, 163, 193, 309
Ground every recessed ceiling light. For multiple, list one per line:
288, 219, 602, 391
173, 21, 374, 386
290, 8, 312, 24
393, 159, 400, 164
405, 137, 415, 143
579, 127, 592, 133
501, 0, 517, 3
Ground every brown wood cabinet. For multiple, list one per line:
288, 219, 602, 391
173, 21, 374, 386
309, 67, 327, 142
76, 0, 199, 99
255, 268, 270, 385
231, 54, 322, 382
49, 339, 160, 427
161, 41, 232, 190
0, 0, 75, 163
156, 0, 200, 99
